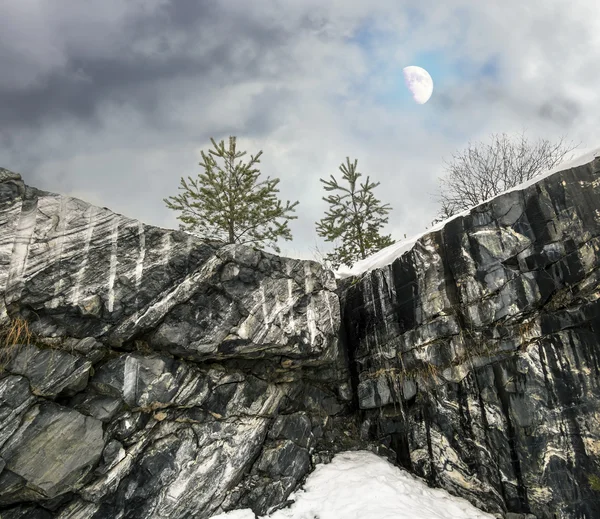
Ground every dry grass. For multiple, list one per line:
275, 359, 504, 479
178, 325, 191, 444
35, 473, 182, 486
0, 317, 34, 371
404, 361, 441, 380
134, 339, 153, 354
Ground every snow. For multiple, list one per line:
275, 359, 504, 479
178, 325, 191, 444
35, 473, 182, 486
210, 451, 494, 519
334, 146, 600, 280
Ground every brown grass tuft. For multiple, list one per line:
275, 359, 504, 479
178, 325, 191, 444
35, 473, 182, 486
0, 317, 34, 371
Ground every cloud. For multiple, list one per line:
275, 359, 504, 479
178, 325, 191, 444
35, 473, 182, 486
1, 0, 599, 263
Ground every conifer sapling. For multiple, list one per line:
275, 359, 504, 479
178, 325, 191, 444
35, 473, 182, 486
165, 136, 299, 254
316, 157, 395, 269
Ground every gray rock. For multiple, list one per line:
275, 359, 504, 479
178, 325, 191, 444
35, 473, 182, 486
0, 403, 104, 502
2, 155, 600, 518
340, 154, 600, 518
0, 169, 25, 207
268, 412, 314, 449
0, 504, 52, 518
0, 171, 340, 367
0, 375, 35, 450
227, 476, 297, 517
61, 337, 106, 364
256, 440, 310, 480
70, 392, 123, 422
5, 345, 91, 398
0, 167, 349, 516
90, 353, 185, 407
95, 440, 125, 475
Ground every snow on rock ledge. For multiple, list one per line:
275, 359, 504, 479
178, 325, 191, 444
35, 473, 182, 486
335, 146, 600, 280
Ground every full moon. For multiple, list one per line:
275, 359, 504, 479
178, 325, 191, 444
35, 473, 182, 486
403, 66, 433, 104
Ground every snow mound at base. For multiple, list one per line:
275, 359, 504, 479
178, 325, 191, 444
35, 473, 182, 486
211, 450, 494, 519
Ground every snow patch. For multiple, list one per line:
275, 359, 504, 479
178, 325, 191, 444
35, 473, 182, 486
335, 146, 600, 280
210, 450, 494, 519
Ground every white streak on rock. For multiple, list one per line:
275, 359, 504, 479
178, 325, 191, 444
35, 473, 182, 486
72, 206, 97, 305
107, 218, 120, 313
0, 203, 24, 321
377, 270, 390, 337
325, 292, 335, 330
162, 233, 172, 265
261, 285, 269, 325
6, 198, 38, 304
79, 435, 150, 503
123, 356, 139, 406
287, 278, 295, 334
110, 255, 222, 341
285, 262, 295, 335
303, 262, 314, 293
307, 295, 317, 346
48, 196, 69, 309
186, 233, 193, 267
303, 263, 320, 346
135, 222, 146, 292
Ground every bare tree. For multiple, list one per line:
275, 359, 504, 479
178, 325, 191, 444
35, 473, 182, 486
433, 131, 580, 223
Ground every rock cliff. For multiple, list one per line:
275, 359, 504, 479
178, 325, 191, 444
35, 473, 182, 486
1, 151, 600, 519
0, 169, 358, 518
338, 151, 600, 519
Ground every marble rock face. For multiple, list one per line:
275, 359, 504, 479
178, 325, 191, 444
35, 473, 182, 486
3, 154, 600, 519
0, 169, 354, 518
339, 155, 600, 519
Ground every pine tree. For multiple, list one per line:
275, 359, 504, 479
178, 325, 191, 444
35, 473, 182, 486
315, 157, 395, 269
164, 136, 299, 254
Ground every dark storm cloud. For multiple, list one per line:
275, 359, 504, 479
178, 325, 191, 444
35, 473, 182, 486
0, 0, 292, 130
428, 79, 583, 135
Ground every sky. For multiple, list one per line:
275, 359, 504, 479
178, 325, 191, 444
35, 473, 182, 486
1, 0, 599, 262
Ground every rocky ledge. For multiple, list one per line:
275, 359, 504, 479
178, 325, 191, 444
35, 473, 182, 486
1, 152, 600, 519
0, 168, 360, 519
339, 151, 600, 519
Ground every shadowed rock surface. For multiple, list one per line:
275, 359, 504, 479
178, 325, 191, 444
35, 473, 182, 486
339, 153, 600, 519
1, 154, 600, 518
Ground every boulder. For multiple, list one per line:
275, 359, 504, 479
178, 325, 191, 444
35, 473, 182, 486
5, 344, 91, 397
2, 154, 600, 518
0, 402, 104, 503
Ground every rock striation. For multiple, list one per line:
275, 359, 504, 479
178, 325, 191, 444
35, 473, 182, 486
339, 152, 600, 519
2, 152, 600, 519
0, 168, 356, 518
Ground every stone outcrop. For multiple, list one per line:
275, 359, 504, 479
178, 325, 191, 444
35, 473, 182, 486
2, 152, 600, 519
0, 168, 357, 518
339, 153, 600, 518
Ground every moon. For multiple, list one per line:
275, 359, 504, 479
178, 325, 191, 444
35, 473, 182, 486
403, 66, 433, 104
